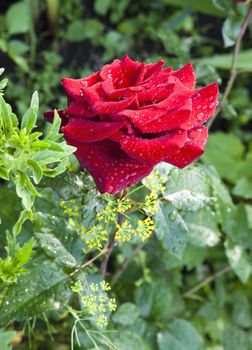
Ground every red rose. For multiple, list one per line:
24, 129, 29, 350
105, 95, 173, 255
45, 56, 218, 194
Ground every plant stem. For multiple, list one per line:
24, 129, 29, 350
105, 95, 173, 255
208, 4, 252, 129
70, 248, 108, 277
111, 243, 145, 287
101, 212, 123, 277
183, 265, 231, 299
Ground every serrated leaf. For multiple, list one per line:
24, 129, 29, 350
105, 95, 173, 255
0, 262, 71, 325
35, 232, 77, 268
154, 201, 188, 257
164, 190, 210, 212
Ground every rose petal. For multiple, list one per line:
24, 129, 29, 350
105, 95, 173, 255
120, 130, 187, 165
137, 83, 175, 105
65, 137, 153, 194
93, 95, 137, 114
144, 60, 165, 79
61, 72, 101, 101
62, 118, 125, 142
180, 83, 219, 129
165, 126, 208, 168
142, 76, 193, 110
140, 100, 192, 133
65, 101, 97, 118
100, 56, 142, 89
172, 64, 196, 90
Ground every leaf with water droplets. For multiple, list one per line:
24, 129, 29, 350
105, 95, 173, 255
0, 262, 71, 325
154, 201, 188, 257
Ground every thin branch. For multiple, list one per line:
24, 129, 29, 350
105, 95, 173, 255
183, 265, 231, 299
111, 243, 145, 287
208, 4, 252, 129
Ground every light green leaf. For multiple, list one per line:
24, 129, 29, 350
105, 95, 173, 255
222, 15, 242, 48
94, 0, 111, 15
0, 263, 71, 325
6, 1, 29, 35
233, 177, 252, 199
113, 303, 140, 326
157, 319, 204, 350
225, 240, 252, 283
45, 110, 62, 141
0, 329, 16, 350
35, 232, 77, 268
223, 326, 251, 350
198, 50, 252, 71
154, 202, 188, 257
27, 159, 42, 184
202, 132, 244, 183
21, 107, 37, 134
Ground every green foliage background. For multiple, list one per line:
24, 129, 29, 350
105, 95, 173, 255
0, 0, 252, 349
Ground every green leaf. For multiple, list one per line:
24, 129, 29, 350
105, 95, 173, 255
198, 50, 252, 71
94, 0, 111, 15
45, 110, 62, 141
21, 107, 37, 134
66, 19, 103, 42
0, 95, 13, 136
225, 240, 252, 283
6, 1, 29, 35
35, 232, 77, 268
232, 292, 252, 328
27, 159, 42, 184
223, 326, 251, 350
163, 0, 226, 16
0, 262, 71, 325
222, 15, 242, 48
154, 201, 188, 257
111, 330, 147, 350
233, 177, 252, 199
13, 209, 32, 236
157, 319, 204, 350
112, 302, 140, 326
202, 132, 244, 182
0, 329, 16, 350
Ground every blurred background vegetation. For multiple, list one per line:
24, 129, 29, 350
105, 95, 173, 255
1, 0, 252, 349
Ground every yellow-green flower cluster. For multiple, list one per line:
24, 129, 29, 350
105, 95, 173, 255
115, 217, 155, 242
71, 280, 116, 329
81, 225, 108, 250
135, 217, 155, 241
143, 170, 166, 214
115, 221, 135, 242
97, 196, 132, 223
60, 199, 82, 231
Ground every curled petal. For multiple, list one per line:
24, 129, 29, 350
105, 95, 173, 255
62, 118, 125, 142
65, 137, 153, 194
61, 72, 101, 101
165, 126, 208, 168
180, 83, 219, 129
120, 130, 187, 166
172, 63, 196, 90
140, 100, 192, 133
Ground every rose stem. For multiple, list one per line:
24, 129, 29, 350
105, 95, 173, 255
208, 4, 252, 129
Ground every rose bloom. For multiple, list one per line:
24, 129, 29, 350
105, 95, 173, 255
45, 56, 218, 194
